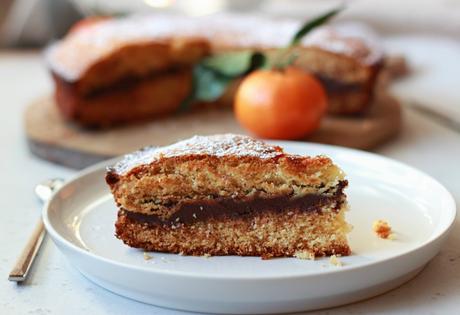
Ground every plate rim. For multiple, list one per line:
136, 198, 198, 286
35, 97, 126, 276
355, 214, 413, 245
43, 140, 457, 280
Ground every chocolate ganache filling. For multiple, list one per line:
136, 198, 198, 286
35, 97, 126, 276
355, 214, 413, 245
122, 180, 347, 226
316, 75, 364, 93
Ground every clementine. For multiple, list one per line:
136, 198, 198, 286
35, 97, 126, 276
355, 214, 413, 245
234, 67, 327, 140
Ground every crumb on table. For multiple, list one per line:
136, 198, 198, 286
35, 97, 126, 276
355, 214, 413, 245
373, 219, 393, 239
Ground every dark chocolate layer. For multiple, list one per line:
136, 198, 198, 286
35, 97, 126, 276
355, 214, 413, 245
122, 180, 347, 226
317, 75, 363, 93
87, 67, 190, 98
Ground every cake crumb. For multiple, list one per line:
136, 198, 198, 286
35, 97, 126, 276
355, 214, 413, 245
294, 251, 315, 260
329, 255, 342, 267
143, 252, 153, 260
202, 253, 211, 258
373, 219, 394, 239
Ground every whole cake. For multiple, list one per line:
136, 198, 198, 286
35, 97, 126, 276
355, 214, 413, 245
106, 134, 351, 259
46, 14, 383, 127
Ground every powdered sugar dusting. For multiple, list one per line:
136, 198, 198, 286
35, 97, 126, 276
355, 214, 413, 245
302, 23, 382, 66
111, 134, 284, 175
46, 13, 382, 82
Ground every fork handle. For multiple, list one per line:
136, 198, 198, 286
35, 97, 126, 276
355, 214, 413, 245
8, 219, 45, 282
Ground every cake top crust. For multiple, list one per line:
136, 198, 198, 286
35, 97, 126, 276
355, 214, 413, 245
46, 13, 383, 82
111, 134, 288, 175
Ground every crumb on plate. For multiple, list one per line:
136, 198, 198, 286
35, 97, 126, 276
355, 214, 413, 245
373, 219, 394, 239
329, 255, 342, 267
143, 252, 153, 260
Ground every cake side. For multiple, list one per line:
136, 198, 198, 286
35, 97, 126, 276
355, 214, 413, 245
106, 135, 345, 218
107, 155, 345, 218
115, 205, 351, 259
52, 68, 193, 127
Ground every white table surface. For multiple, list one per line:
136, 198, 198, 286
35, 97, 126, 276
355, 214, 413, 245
0, 49, 459, 315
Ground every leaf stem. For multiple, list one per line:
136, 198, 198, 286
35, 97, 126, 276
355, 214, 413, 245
272, 5, 344, 70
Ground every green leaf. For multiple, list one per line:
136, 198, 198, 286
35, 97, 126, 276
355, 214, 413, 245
193, 64, 232, 101
179, 64, 232, 111
290, 6, 344, 46
201, 50, 267, 77
179, 51, 267, 111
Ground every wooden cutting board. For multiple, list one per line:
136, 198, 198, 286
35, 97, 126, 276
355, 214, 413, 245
24, 90, 401, 169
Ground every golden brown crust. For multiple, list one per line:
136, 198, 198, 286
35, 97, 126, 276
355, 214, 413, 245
107, 134, 333, 177
47, 32, 210, 93
115, 206, 351, 259
82, 39, 208, 95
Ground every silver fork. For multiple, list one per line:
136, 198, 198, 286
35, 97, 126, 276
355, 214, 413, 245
8, 178, 64, 282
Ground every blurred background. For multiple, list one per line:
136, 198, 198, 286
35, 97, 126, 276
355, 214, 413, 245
1, 0, 459, 127
2, 3, 459, 313
1, 0, 460, 47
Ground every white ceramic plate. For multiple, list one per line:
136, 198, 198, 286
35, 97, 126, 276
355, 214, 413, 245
43, 141, 456, 314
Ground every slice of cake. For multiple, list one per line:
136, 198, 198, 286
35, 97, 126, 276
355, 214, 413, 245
294, 24, 382, 115
106, 134, 351, 259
